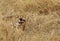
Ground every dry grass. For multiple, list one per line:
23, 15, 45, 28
0, 0, 60, 41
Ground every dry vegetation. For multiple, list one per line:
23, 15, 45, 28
0, 0, 60, 41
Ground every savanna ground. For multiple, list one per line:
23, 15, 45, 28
0, 0, 60, 41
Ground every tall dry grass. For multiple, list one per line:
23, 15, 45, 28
0, 0, 60, 41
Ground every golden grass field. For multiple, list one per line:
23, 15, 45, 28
0, 0, 60, 41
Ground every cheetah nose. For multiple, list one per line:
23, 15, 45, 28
18, 18, 25, 24
19, 18, 25, 21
